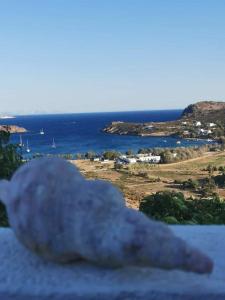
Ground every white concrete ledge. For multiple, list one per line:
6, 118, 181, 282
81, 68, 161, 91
0, 226, 224, 300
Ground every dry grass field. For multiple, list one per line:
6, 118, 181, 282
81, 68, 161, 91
72, 151, 225, 209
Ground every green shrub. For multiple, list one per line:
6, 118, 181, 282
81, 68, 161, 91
103, 151, 120, 160
213, 173, 225, 188
139, 191, 190, 223
139, 191, 225, 224
182, 178, 199, 190
218, 166, 225, 173
0, 131, 23, 227
85, 151, 96, 159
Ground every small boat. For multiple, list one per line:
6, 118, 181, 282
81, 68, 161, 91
40, 128, 45, 135
26, 140, 31, 153
163, 140, 167, 143
52, 138, 56, 148
176, 141, 181, 144
19, 135, 24, 147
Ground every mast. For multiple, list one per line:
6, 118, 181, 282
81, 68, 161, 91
26, 140, 30, 153
52, 138, 56, 148
19, 135, 23, 147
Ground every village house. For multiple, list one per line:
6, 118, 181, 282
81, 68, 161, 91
136, 153, 152, 158
208, 122, 216, 127
137, 155, 161, 163
91, 157, 101, 162
198, 128, 212, 135
183, 130, 189, 135
136, 153, 161, 163
117, 153, 161, 165
144, 125, 154, 130
195, 121, 201, 127
117, 156, 137, 165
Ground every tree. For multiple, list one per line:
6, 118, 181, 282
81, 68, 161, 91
85, 151, 96, 159
218, 166, 225, 173
76, 153, 83, 160
103, 151, 120, 160
182, 178, 199, 191
219, 137, 225, 151
201, 177, 216, 197
125, 149, 133, 156
139, 191, 189, 224
160, 150, 174, 164
139, 191, 225, 225
0, 130, 23, 227
206, 164, 214, 175
213, 173, 225, 188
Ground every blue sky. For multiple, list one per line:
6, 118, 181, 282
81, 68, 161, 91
0, 0, 225, 114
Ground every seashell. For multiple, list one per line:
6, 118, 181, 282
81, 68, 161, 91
0, 157, 213, 273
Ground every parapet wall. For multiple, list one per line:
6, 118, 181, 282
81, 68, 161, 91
0, 226, 224, 300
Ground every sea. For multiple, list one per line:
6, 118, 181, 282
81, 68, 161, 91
1, 110, 210, 157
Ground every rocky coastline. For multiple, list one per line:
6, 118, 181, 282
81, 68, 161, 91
0, 125, 27, 134
103, 101, 225, 140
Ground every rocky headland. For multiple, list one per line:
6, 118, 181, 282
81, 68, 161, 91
0, 125, 27, 134
103, 101, 225, 140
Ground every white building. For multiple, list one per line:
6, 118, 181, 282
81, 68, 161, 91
117, 156, 137, 164
198, 128, 212, 135
92, 157, 100, 162
144, 125, 154, 129
209, 123, 216, 127
101, 159, 110, 163
137, 155, 161, 163
136, 153, 152, 158
195, 121, 201, 127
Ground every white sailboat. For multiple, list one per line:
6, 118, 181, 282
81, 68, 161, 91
40, 128, 45, 135
19, 135, 24, 147
26, 140, 31, 153
52, 138, 56, 148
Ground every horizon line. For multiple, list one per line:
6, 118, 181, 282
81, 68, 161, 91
3, 108, 183, 117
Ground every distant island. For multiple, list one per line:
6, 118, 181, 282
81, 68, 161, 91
0, 115, 15, 119
0, 125, 27, 134
103, 101, 225, 140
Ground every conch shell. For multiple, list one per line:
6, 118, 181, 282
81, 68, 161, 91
0, 157, 213, 273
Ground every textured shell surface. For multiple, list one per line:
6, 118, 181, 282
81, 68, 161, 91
0, 157, 214, 273
2, 158, 126, 262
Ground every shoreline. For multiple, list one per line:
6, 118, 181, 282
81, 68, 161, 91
104, 130, 218, 142
103, 101, 225, 141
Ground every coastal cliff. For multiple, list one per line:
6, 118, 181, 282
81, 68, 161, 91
103, 101, 225, 139
182, 101, 225, 121
0, 125, 27, 134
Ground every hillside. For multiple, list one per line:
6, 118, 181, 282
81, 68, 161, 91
182, 101, 225, 124
103, 101, 225, 139
73, 150, 225, 209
